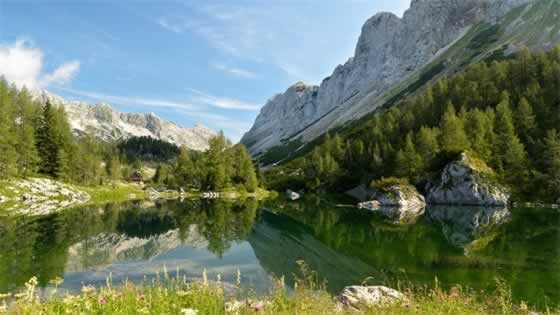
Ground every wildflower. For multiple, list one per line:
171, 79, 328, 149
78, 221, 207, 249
98, 296, 106, 305
81, 286, 96, 295
251, 301, 264, 312
138, 294, 146, 301
180, 308, 198, 315
49, 277, 64, 287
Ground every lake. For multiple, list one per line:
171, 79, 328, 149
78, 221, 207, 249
0, 198, 558, 308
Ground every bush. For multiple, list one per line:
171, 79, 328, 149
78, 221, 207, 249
370, 177, 410, 192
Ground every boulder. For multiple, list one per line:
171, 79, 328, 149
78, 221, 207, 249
374, 184, 426, 208
338, 286, 403, 310
427, 153, 510, 206
358, 200, 381, 210
357, 184, 426, 224
286, 190, 300, 201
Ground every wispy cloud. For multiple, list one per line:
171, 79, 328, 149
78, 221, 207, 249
40, 60, 80, 87
0, 39, 80, 89
57, 87, 194, 110
188, 88, 260, 111
157, 18, 187, 33
212, 63, 257, 79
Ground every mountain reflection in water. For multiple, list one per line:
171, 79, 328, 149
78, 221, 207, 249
0, 198, 558, 307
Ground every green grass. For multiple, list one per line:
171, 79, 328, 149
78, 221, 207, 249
2, 268, 555, 315
76, 181, 147, 204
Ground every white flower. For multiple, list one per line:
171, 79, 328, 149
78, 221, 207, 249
180, 308, 198, 315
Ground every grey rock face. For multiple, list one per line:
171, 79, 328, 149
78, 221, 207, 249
32, 90, 216, 151
427, 153, 510, 206
241, 0, 538, 157
358, 184, 426, 224
338, 286, 404, 310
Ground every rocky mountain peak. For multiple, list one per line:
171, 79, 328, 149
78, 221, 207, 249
31, 89, 217, 151
242, 0, 550, 160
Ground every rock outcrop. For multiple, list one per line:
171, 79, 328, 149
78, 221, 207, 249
427, 153, 510, 206
241, 0, 558, 160
32, 90, 216, 151
338, 286, 404, 310
0, 178, 90, 216
357, 184, 426, 224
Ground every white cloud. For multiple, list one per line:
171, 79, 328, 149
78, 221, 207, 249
0, 39, 80, 89
40, 60, 80, 87
57, 87, 194, 110
212, 63, 257, 79
188, 88, 260, 111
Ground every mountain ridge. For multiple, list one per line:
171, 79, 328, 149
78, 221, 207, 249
32, 89, 216, 151
241, 0, 558, 163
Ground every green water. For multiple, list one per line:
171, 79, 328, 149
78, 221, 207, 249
0, 198, 558, 308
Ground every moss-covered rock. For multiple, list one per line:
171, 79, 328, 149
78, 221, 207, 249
427, 153, 510, 206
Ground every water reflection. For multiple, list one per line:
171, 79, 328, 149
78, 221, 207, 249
0, 198, 558, 307
427, 206, 511, 253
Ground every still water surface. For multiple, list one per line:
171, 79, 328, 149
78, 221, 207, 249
0, 198, 558, 307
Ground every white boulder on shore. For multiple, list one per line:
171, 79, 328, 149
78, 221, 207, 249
427, 153, 510, 206
338, 286, 404, 310
357, 184, 426, 224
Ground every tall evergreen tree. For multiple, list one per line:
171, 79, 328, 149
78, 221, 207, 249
15, 87, 39, 178
36, 101, 60, 177
0, 78, 17, 177
494, 94, 527, 181
440, 102, 470, 154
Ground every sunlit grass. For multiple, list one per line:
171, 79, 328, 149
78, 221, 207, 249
1, 264, 556, 315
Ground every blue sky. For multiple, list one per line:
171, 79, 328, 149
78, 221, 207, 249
0, 0, 409, 141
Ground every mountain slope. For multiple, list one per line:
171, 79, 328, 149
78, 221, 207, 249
32, 90, 216, 151
241, 0, 560, 163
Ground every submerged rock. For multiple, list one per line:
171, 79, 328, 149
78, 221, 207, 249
338, 286, 403, 309
427, 153, 510, 206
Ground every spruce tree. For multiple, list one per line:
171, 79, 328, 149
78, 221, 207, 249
514, 97, 536, 141
36, 101, 60, 177
494, 94, 527, 180
15, 87, 39, 178
0, 78, 17, 177
542, 129, 560, 196
440, 102, 470, 154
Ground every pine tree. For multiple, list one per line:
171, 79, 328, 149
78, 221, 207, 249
395, 132, 422, 179
466, 109, 493, 162
494, 95, 527, 180
15, 87, 39, 178
416, 127, 440, 165
36, 101, 60, 177
0, 78, 17, 177
440, 102, 470, 154
542, 129, 560, 196
514, 97, 536, 141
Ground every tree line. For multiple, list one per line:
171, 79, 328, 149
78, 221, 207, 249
270, 47, 560, 201
0, 79, 260, 192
